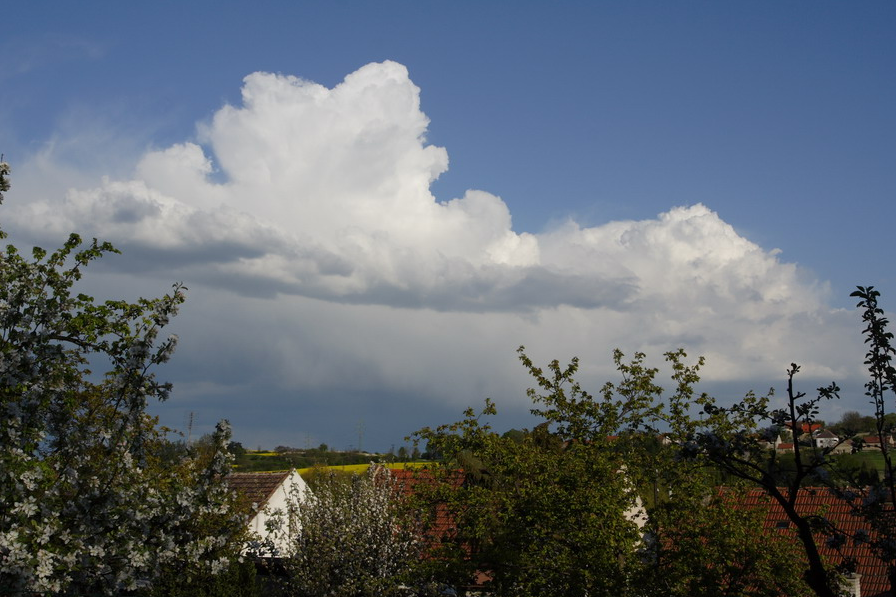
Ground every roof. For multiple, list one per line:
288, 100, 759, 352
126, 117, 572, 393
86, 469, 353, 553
785, 421, 823, 434
389, 468, 461, 539
388, 467, 465, 495
741, 488, 893, 597
814, 429, 839, 439
227, 471, 292, 510
388, 468, 487, 590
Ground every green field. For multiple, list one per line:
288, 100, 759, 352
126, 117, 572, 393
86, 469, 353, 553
233, 447, 417, 472
835, 450, 886, 472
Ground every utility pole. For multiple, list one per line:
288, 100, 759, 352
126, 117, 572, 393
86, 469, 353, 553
357, 420, 365, 454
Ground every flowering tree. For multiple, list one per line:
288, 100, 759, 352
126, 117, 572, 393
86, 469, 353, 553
282, 466, 427, 597
0, 160, 245, 595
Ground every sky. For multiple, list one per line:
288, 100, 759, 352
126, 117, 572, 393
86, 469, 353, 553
2, 2, 895, 451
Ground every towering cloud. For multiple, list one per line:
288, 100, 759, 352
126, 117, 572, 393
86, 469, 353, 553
5, 61, 857, 443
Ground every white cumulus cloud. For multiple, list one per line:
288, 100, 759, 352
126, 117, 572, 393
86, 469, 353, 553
10, 61, 564, 308
5, 60, 860, 428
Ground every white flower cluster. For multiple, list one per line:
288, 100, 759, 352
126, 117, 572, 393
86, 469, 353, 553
272, 465, 424, 597
0, 228, 244, 595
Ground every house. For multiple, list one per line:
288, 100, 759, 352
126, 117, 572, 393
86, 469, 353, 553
861, 435, 895, 451
759, 434, 785, 451
742, 488, 893, 597
227, 470, 310, 556
813, 429, 840, 449
776, 442, 795, 454
832, 439, 855, 455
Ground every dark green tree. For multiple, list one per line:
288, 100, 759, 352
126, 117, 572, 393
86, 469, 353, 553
412, 400, 642, 596
412, 347, 807, 596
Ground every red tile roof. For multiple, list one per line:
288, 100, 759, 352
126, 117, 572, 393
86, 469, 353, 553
389, 468, 462, 542
785, 421, 823, 434
741, 488, 893, 597
388, 468, 488, 589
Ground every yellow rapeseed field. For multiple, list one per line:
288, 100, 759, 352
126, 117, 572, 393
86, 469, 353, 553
296, 462, 426, 478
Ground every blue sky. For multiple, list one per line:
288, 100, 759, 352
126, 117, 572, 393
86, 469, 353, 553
3, 3, 895, 450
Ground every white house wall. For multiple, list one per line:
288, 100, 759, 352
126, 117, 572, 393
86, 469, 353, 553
247, 470, 310, 557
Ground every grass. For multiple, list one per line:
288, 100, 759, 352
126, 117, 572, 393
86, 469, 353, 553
839, 450, 887, 473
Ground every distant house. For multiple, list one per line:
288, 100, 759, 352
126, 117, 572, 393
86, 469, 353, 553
776, 442, 795, 454
759, 434, 785, 451
813, 429, 840, 449
831, 439, 854, 455
862, 435, 895, 450
228, 470, 310, 556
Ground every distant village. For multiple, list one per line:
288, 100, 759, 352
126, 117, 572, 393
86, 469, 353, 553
764, 415, 895, 455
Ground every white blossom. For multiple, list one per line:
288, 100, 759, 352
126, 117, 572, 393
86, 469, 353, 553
0, 210, 244, 594
279, 465, 425, 596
